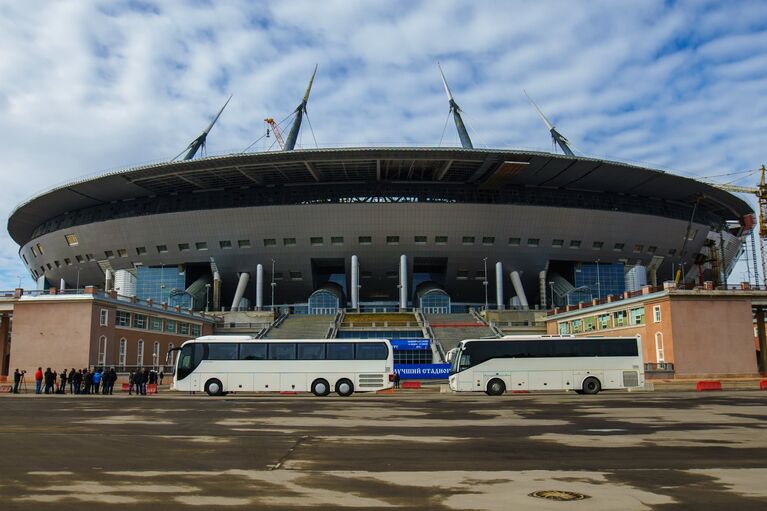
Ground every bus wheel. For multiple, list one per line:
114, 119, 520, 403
205, 378, 224, 396
486, 378, 506, 396
335, 378, 354, 397
582, 377, 601, 395
311, 378, 331, 397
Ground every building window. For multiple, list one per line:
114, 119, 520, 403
98, 336, 108, 366
85, 254, 94, 262
21, 254, 28, 264
386, 236, 399, 245
263, 238, 276, 247
571, 319, 583, 333
280, 238, 295, 246
331, 236, 344, 245
552, 239, 564, 248
558, 322, 570, 335
653, 305, 661, 323
46, 263, 52, 270
75, 255, 84, 263
36, 243, 44, 255
178, 243, 190, 252
156, 245, 168, 253
633, 244, 643, 253
137, 340, 144, 367
238, 239, 251, 248
118, 338, 127, 367
31, 246, 38, 257
668, 248, 677, 256
117, 249, 128, 257
65, 234, 79, 246
482, 236, 495, 245
64, 258, 72, 265
115, 311, 130, 327
597, 313, 611, 330
508, 237, 521, 246
136, 246, 147, 255
358, 236, 372, 245
630, 307, 645, 325
165, 320, 177, 334
290, 271, 303, 280
132, 314, 147, 329
167, 342, 175, 362
361, 271, 372, 279
310, 237, 323, 246
435, 236, 448, 244
195, 242, 208, 251
105, 250, 114, 258
273, 272, 284, 281
152, 341, 160, 368
612, 310, 627, 327
54, 260, 61, 268
647, 246, 657, 254
99, 309, 108, 326
386, 271, 397, 279
179, 323, 190, 335
219, 240, 232, 249
655, 332, 665, 363
462, 236, 475, 245
150, 317, 162, 331
190, 324, 201, 337
614, 243, 625, 251
415, 236, 428, 244
584, 316, 596, 332
456, 270, 469, 280
592, 241, 604, 250
527, 238, 540, 247
570, 240, 582, 249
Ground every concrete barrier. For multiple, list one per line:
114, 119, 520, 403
696, 380, 722, 392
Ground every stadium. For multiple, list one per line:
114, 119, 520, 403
7, 68, 755, 316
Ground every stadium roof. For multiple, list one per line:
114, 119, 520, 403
8, 147, 753, 246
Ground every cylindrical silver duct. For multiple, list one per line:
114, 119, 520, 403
231, 272, 250, 311
510, 271, 529, 309
399, 254, 408, 310
256, 264, 264, 310
104, 269, 113, 291
495, 262, 504, 310
59, 278, 66, 291
36, 275, 45, 290
213, 271, 221, 311
351, 255, 360, 310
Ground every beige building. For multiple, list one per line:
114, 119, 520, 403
6, 287, 215, 377
545, 284, 764, 378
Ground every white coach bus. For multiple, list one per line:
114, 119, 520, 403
171, 336, 394, 396
448, 335, 644, 395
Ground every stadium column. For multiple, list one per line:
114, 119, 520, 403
59, 278, 65, 291
399, 254, 408, 310
510, 271, 529, 309
495, 262, 504, 310
256, 264, 263, 311
351, 255, 360, 310
231, 272, 250, 311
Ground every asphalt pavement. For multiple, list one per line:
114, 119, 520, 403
1, 390, 766, 510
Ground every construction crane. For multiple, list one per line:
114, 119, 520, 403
708, 164, 767, 286
264, 118, 286, 150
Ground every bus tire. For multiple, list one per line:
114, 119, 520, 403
311, 378, 331, 397
335, 378, 354, 397
486, 378, 506, 396
205, 378, 224, 397
582, 377, 601, 395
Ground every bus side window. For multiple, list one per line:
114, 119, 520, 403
298, 343, 325, 360
268, 343, 296, 360
355, 343, 388, 360
240, 343, 267, 360
327, 343, 354, 360
459, 352, 471, 370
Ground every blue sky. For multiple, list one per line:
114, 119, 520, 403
1, 0, 766, 288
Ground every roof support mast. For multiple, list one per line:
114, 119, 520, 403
284, 65, 318, 151
181, 95, 232, 160
438, 63, 473, 149
524, 90, 574, 157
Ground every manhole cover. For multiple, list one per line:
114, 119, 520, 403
529, 490, 590, 501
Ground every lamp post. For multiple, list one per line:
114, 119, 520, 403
595, 259, 601, 301
270, 259, 276, 312
205, 283, 211, 312
76, 268, 81, 291
482, 257, 489, 312
548, 281, 555, 308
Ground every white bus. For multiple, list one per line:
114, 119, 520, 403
448, 335, 644, 395
171, 336, 394, 396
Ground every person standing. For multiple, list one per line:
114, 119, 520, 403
59, 369, 68, 394
83, 369, 92, 395
73, 369, 82, 395
159, 370, 164, 386
128, 371, 135, 395
34, 367, 43, 395
68, 368, 76, 394
43, 368, 54, 394
108, 368, 117, 395
12, 369, 21, 394
93, 369, 102, 395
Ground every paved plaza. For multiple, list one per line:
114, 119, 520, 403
1, 390, 766, 510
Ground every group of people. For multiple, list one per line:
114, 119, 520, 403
11, 367, 164, 395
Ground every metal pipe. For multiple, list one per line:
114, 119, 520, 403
104, 269, 113, 291
399, 254, 408, 310
495, 262, 504, 310
231, 272, 250, 311
256, 264, 263, 310
510, 271, 529, 309
59, 278, 66, 291
212, 271, 221, 311
351, 255, 359, 310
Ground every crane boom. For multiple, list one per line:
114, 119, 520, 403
264, 118, 286, 150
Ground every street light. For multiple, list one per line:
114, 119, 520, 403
270, 259, 276, 312
595, 259, 601, 301
205, 283, 211, 312
482, 257, 489, 312
548, 281, 555, 308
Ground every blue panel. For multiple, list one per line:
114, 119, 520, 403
136, 266, 191, 308
572, 262, 625, 303
390, 339, 431, 350
394, 364, 451, 379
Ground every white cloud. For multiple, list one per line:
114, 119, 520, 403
0, 0, 766, 288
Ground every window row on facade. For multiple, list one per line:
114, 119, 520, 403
557, 305, 662, 334
106, 309, 201, 337
105, 337, 176, 368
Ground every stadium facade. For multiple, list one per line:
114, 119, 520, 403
6, 68, 756, 315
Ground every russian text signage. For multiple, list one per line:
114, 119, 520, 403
394, 364, 451, 379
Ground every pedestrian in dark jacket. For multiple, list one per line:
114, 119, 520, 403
13, 369, 21, 394
108, 368, 117, 394
83, 369, 92, 394
44, 368, 54, 394
68, 368, 75, 394
59, 369, 67, 394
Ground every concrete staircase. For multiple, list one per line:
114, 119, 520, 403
263, 315, 334, 339
425, 313, 497, 351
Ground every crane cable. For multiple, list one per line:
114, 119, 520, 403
241, 111, 296, 153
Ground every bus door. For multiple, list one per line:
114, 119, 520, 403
456, 350, 479, 390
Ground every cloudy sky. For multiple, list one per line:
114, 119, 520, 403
1, 0, 766, 288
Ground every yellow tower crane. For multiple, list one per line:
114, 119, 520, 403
709, 164, 767, 286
